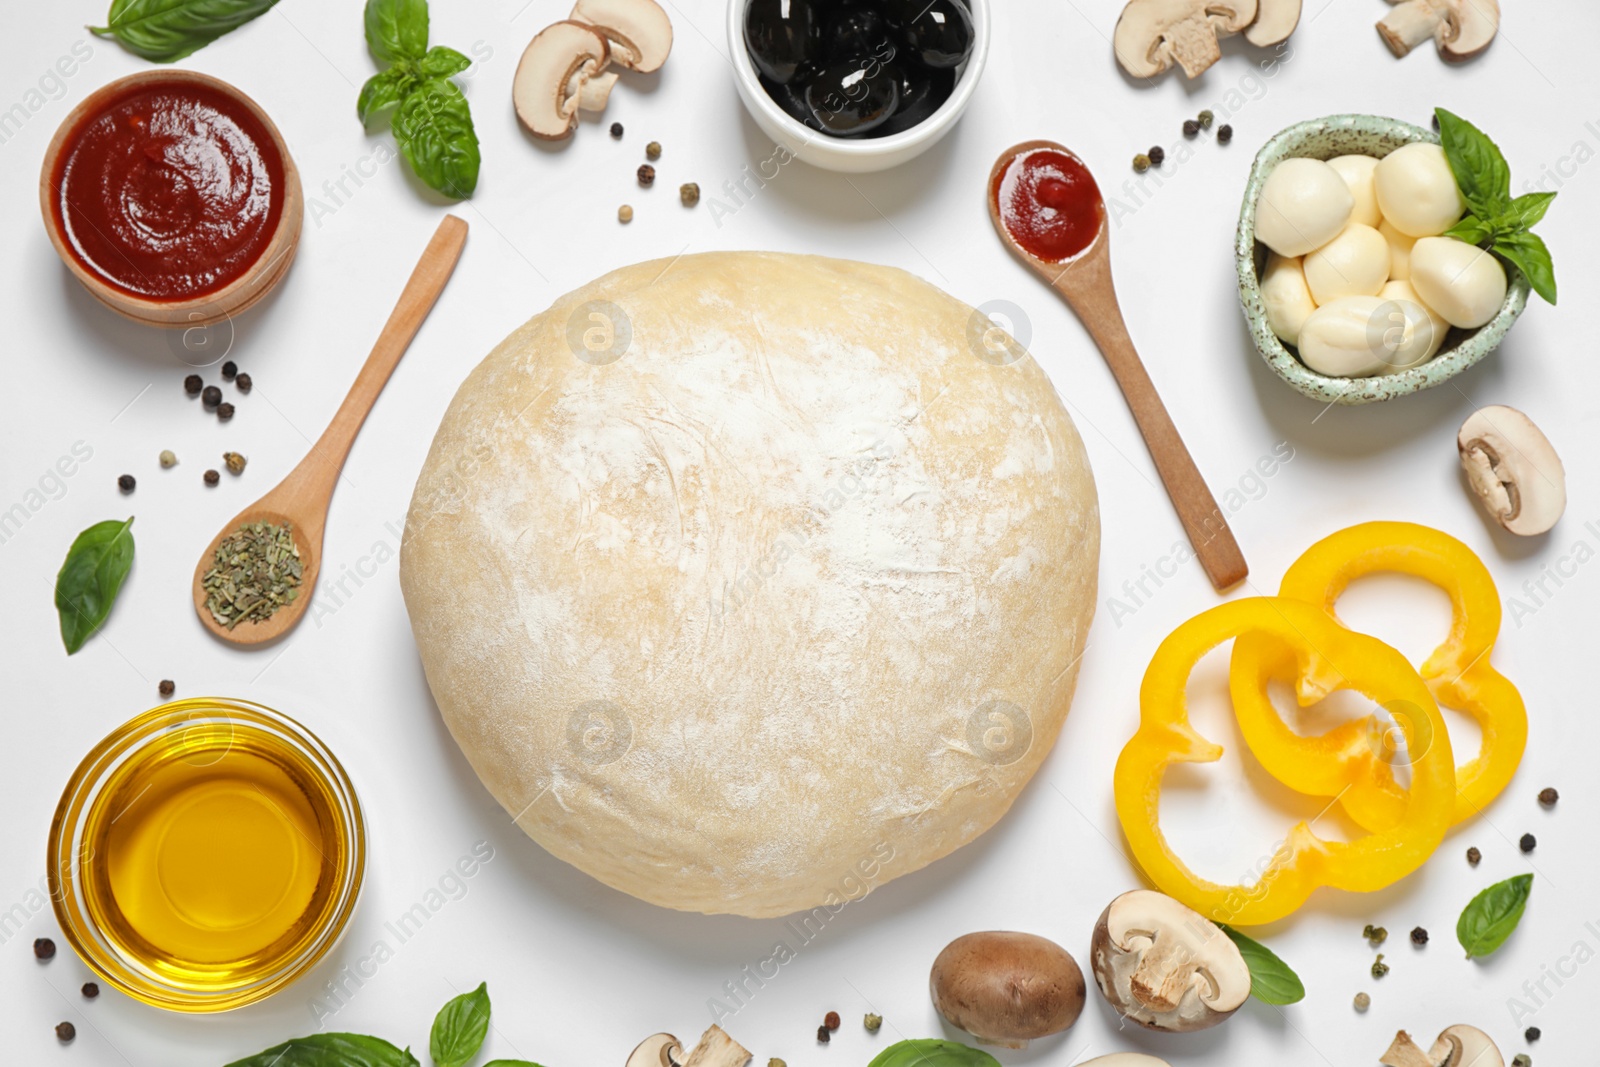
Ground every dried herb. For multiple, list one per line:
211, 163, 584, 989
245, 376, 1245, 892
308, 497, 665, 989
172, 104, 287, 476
202, 520, 303, 630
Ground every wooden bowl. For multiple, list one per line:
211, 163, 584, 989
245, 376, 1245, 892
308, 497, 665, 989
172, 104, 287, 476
39, 70, 303, 329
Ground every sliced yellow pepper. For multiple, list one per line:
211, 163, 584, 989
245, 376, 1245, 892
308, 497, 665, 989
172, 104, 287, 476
1232, 522, 1526, 830
1114, 597, 1454, 926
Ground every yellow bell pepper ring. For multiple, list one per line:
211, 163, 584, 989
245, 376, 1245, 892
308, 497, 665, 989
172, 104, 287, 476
1114, 597, 1455, 926
1232, 521, 1526, 830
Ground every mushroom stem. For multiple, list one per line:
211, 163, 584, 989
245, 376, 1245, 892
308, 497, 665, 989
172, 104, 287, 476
1163, 15, 1226, 77
1380, 1031, 1438, 1067
1377, 0, 1444, 56
1128, 939, 1191, 1013
578, 69, 620, 110
679, 1026, 751, 1067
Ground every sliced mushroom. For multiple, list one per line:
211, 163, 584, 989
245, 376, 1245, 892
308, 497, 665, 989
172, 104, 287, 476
1090, 890, 1251, 1033
1458, 406, 1566, 536
1244, 0, 1301, 46
1113, 0, 1259, 79
627, 1034, 683, 1067
930, 931, 1086, 1048
1078, 1056, 1173, 1067
514, 20, 612, 140
680, 1026, 750, 1067
570, 0, 673, 72
1380, 1024, 1505, 1067
1377, 0, 1499, 61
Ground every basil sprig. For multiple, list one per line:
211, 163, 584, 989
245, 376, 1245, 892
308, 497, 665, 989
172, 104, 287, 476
225, 983, 546, 1067
1458, 873, 1533, 959
1219, 924, 1305, 1005
430, 982, 490, 1067
91, 0, 280, 63
1435, 108, 1558, 305
55, 517, 135, 655
359, 0, 480, 199
868, 1040, 1001, 1067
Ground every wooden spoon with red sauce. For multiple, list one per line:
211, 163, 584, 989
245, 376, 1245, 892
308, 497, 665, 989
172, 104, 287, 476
988, 140, 1248, 592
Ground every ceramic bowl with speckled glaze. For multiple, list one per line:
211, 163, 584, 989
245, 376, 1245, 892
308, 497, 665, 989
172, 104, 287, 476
1236, 114, 1529, 405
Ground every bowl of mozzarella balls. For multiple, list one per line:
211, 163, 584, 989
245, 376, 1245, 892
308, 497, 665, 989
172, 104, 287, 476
1237, 114, 1529, 405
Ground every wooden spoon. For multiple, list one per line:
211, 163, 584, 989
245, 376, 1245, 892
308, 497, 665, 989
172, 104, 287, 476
988, 140, 1248, 591
192, 215, 469, 645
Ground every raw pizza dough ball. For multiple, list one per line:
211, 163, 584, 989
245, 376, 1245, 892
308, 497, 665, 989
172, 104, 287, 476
400, 252, 1100, 917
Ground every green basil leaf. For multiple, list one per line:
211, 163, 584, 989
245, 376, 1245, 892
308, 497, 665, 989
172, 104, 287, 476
364, 0, 429, 63
1443, 214, 1497, 246
359, 67, 414, 125
1219, 924, 1305, 1005
1503, 191, 1556, 230
867, 1039, 1002, 1067
1458, 873, 1534, 958
1495, 231, 1558, 306
430, 982, 490, 1067
91, 0, 280, 63
55, 518, 135, 655
419, 45, 471, 78
481, 1062, 548, 1066
1435, 107, 1512, 219
392, 78, 480, 199
224, 1033, 421, 1067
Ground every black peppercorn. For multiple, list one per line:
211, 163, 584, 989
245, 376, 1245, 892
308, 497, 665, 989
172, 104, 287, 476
118, 474, 136, 493
824, 1011, 840, 1031
1538, 787, 1558, 806
816, 1025, 830, 1043
204, 469, 220, 487
82, 982, 99, 999
202, 385, 222, 408
1148, 145, 1165, 166
1182, 119, 1199, 138
56, 1022, 75, 1043
1525, 1026, 1541, 1041
1217, 124, 1234, 144
638, 164, 656, 187
1467, 846, 1482, 865
34, 937, 56, 960
610, 121, 624, 138
1520, 833, 1536, 852
185, 374, 203, 396
217, 402, 235, 421
221, 360, 237, 380
235, 372, 253, 393
1410, 926, 1428, 946
159, 679, 175, 697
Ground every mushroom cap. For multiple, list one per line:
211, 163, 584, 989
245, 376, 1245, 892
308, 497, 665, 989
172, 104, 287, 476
1113, 0, 1259, 79
929, 931, 1086, 1048
1432, 1024, 1505, 1067
571, 0, 673, 72
1458, 405, 1566, 536
1090, 890, 1251, 1033
1439, 0, 1498, 59
1243, 0, 1301, 46
513, 20, 612, 140
626, 1033, 682, 1067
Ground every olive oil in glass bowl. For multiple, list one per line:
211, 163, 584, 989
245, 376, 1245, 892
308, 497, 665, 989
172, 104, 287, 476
49, 698, 364, 1012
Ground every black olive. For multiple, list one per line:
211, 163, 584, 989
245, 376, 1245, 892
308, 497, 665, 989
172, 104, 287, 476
745, 0, 823, 84
760, 74, 825, 131
824, 8, 894, 64
883, 0, 973, 69
803, 59, 900, 136
869, 62, 955, 137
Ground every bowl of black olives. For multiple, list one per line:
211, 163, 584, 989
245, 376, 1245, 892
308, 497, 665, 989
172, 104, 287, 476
729, 0, 988, 172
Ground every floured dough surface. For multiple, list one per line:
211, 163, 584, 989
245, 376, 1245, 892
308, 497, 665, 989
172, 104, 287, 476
401, 252, 1099, 917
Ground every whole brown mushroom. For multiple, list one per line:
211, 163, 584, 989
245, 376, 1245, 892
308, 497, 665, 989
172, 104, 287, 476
929, 931, 1086, 1048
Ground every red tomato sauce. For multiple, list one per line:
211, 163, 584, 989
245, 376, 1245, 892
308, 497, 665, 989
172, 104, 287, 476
991, 147, 1104, 263
50, 79, 284, 302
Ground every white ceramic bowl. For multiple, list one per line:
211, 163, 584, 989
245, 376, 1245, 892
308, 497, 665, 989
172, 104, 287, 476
727, 0, 989, 173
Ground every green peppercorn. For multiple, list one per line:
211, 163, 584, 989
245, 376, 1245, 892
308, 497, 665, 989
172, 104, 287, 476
864, 1013, 883, 1032
646, 140, 662, 160
680, 182, 701, 207
1371, 953, 1389, 979
1364, 924, 1388, 945
1133, 153, 1151, 173
1513, 1055, 1532, 1067
769, 1060, 786, 1067
1197, 109, 1214, 129
224, 451, 247, 475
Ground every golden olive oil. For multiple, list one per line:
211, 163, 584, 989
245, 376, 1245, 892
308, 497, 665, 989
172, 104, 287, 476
78, 721, 347, 991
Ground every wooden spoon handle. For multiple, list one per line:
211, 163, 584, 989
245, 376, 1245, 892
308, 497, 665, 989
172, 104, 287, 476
1071, 290, 1249, 591
282, 216, 468, 511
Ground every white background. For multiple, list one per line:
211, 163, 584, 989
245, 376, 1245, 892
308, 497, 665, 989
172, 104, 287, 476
3, 0, 1597, 1064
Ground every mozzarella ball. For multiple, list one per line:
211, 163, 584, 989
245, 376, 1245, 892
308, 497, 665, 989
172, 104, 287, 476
1410, 237, 1508, 329
1377, 280, 1449, 371
1328, 154, 1382, 228
1379, 219, 1416, 281
1374, 143, 1465, 237
1255, 158, 1355, 257
1260, 254, 1317, 346
1297, 296, 1397, 378
1304, 224, 1390, 304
